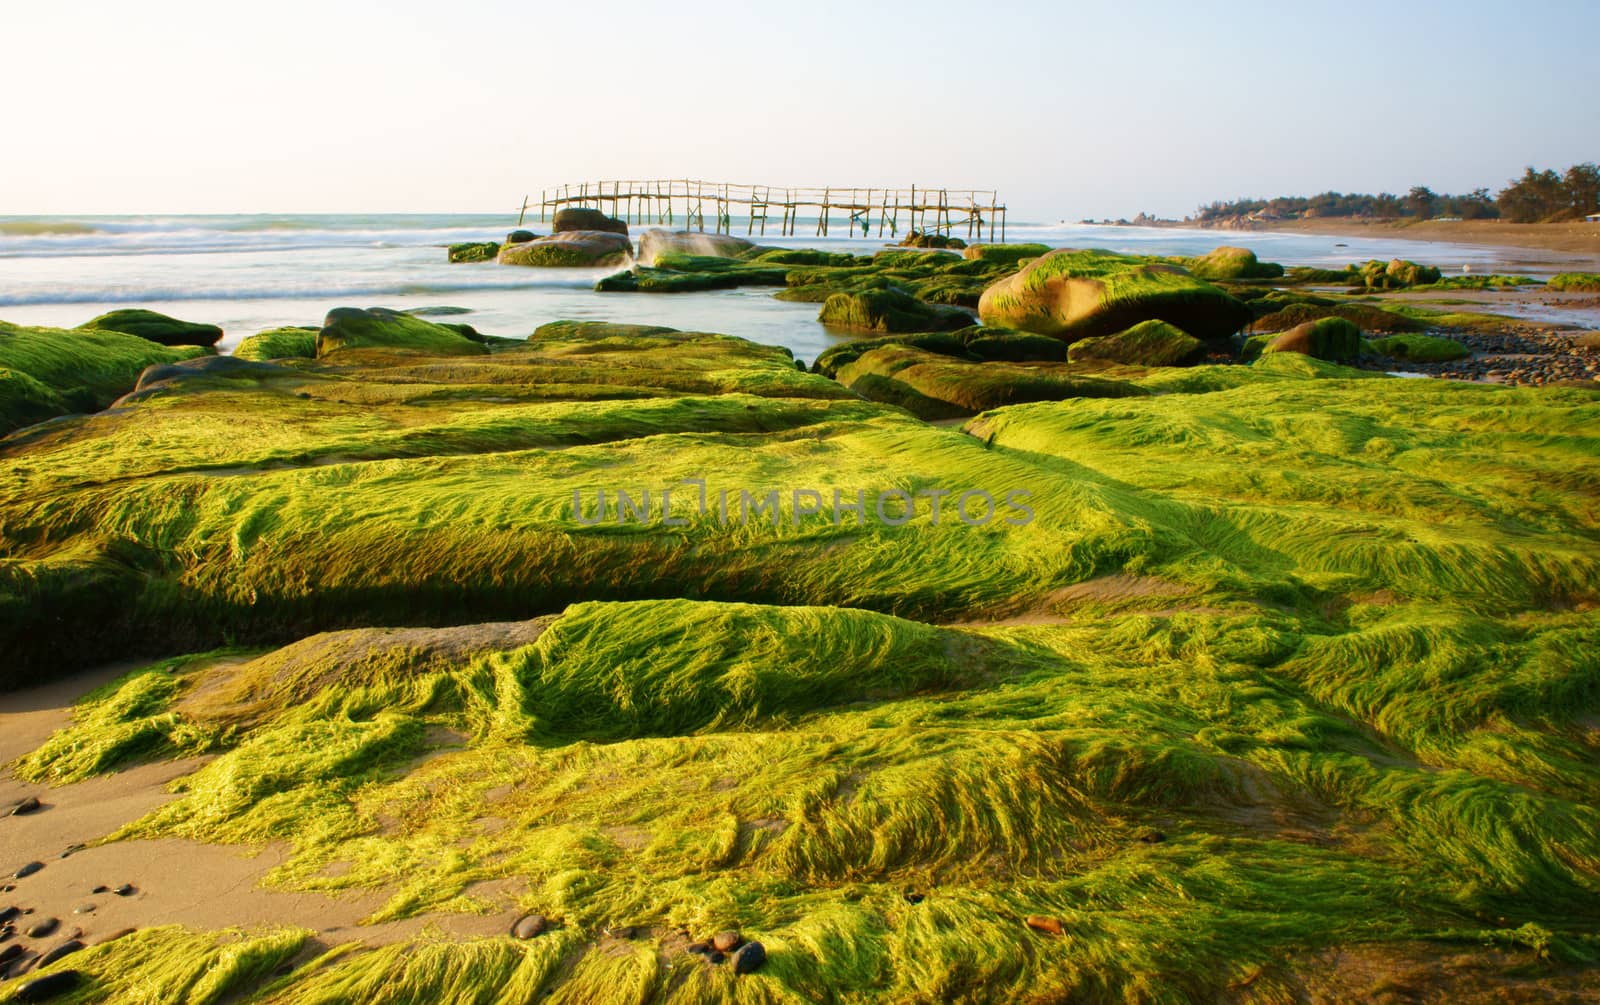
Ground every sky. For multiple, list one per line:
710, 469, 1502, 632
5, 0, 1598, 221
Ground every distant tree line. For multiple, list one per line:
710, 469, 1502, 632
1195, 163, 1600, 225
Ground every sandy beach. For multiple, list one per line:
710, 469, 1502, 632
1207, 217, 1600, 260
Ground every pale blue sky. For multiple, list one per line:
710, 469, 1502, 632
7, 0, 1598, 219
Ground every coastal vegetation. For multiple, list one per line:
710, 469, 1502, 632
3, 240, 1599, 1000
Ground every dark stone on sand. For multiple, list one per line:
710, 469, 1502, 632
36, 940, 83, 968
113, 884, 135, 897
26, 918, 58, 939
0, 942, 21, 967
91, 886, 108, 895
59, 845, 83, 860
510, 913, 548, 939
10, 797, 41, 816
732, 940, 767, 975
16, 970, 82, 1001
712, 930, 742, 952
71, 904, 94, 914
14, 863, 43, 880
0, 906, 18, 923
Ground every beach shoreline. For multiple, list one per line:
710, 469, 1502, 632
1174, 217, 1600, 261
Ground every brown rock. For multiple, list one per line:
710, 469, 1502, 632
1025, 915, 1064, 936
712, 930, 742, 952
510, 913, 548, 939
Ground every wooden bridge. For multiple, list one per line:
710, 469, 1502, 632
518, 180, 1008, 242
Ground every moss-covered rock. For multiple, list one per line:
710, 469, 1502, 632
78, 308, 223, 347
0, 320, 212, 410
812, 326, 1066, 378
1253, 301, 1425, 334
447, 241, 500, 263
978, 248, 1252, 344
1366, 334, 1472, 363
819, 287, 974, 333
506, 229, 538, 244
316, 308, 490, 360
1547, 273, 1600, 293
497, 231, 634, 268
1261, 318, 1362, 361
834, 345, 1147, 419
234, 327, 319, 362
0, 367, 70, 435
899, 231, 966, 250
637, 229, 755, 266
1357, 259, 1443, 290
1066, 320, 1206, 367
962, 243, 1051, 266
551, 207, 628, 236
1183, 246, 1285, 281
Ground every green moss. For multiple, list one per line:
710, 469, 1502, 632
1367, 333, 1472, 362
1182, 246, 1285, 281
1258, 318, 1362, 361
1356, 259, 1443, 290
818, 287, 974, 333
13, 925, 308, 1003
317, 307, 490, 360
498, 233, 633, 267
979, 249, 1253, 342
0, 366, 70, 434
1547, 273, 1600, 293
835, 344, 1148, 419
234, 326, 319, 362
1254, 301, 1426, 334
447, 241, 501, 263
1067, 320, 1206, 367
78, 307, 224, 347
961, 242, 1051, 266
0, 319, 212, 410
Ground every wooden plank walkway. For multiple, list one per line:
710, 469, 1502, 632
518, 180, 1007, 243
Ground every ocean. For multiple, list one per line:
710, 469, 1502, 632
0, 213, 1577, 363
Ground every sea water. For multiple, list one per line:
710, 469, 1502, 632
0, 213, 1582, 364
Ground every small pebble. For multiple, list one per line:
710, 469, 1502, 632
731, 940, 767, 975
37, 939, 84, 968
58, 845, 84, 860
712, 930, 742, 952
0, 942, 22, 967
707, 950, 725, 964
1025, 915, 1064, 936
10, 797, 42, 817
113, 884, 135, 897
26, 918, 58, 939
14, 862, 44, 880
72, 904, 95, 915
16, 970, 83, 1002
0, 906, 19, 923
510, 913, 547, 939
91, 886, 108, 895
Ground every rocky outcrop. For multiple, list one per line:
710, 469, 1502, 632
1066, 320, 1206, 366
1183, 246, 1284, 281
818, 287, 973, 333
552, 208, 628, 236
498, 232, 634, 268
447, 241, 500, 263
1260, 318, 1361, 361
77, 308, 223, 347
316, 307, 489, 359
977, 249, 1252, 343
637, 229, 755, 266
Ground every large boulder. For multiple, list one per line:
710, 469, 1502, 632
637, 229, 755, 266
962, 243, 1051, 266
978, 248, 1253, 344
1184, 246, 1284, 281
119, 355, 306, 404
552, 207, 628, 236
0, 320, 212, 411
316, 307, 490, 359
818, 287, 973, 333
834, 345, 1146, 420
1260, 318, 1361, 361
1357, 259, 1441, 289
1066, 320, 1205, 367
447, 241, 500, 263
77, 308, 223, 347
498, 231, 634, 268
233, 326, 319, 362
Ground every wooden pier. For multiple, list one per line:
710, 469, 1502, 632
517, 180, 1007, 243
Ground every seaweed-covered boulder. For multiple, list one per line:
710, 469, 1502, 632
1253, 301, 1424, 334
0, 367, 70, 435
819, 287, 973, 333
977, 249, 1252, 343
1358, 259, 1442, 289
0, 320, 212, 410
1066, 320, 1205, 367
1183, 246, 1284, 281
1261, 318, 1361, 361
1366, 334, 1471, 362
498, 232, 634, 268
637, 229, 755, 266
316, 307, 490, 359
552, 208, 628, 236
120, 355, 307, 403
962, 243, 1052, 267
1547, 273, 1600, 293
447, 241, 500, 263
77, 308, 223, 347
834, 345, 1146, 420
899, 231, 966, 250
233, 326, 318, 362
506, 229, 538, 244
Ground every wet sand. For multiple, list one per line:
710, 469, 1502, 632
1238, 218, 1600, 264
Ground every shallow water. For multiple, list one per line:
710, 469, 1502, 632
1, 214, 1590, 363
